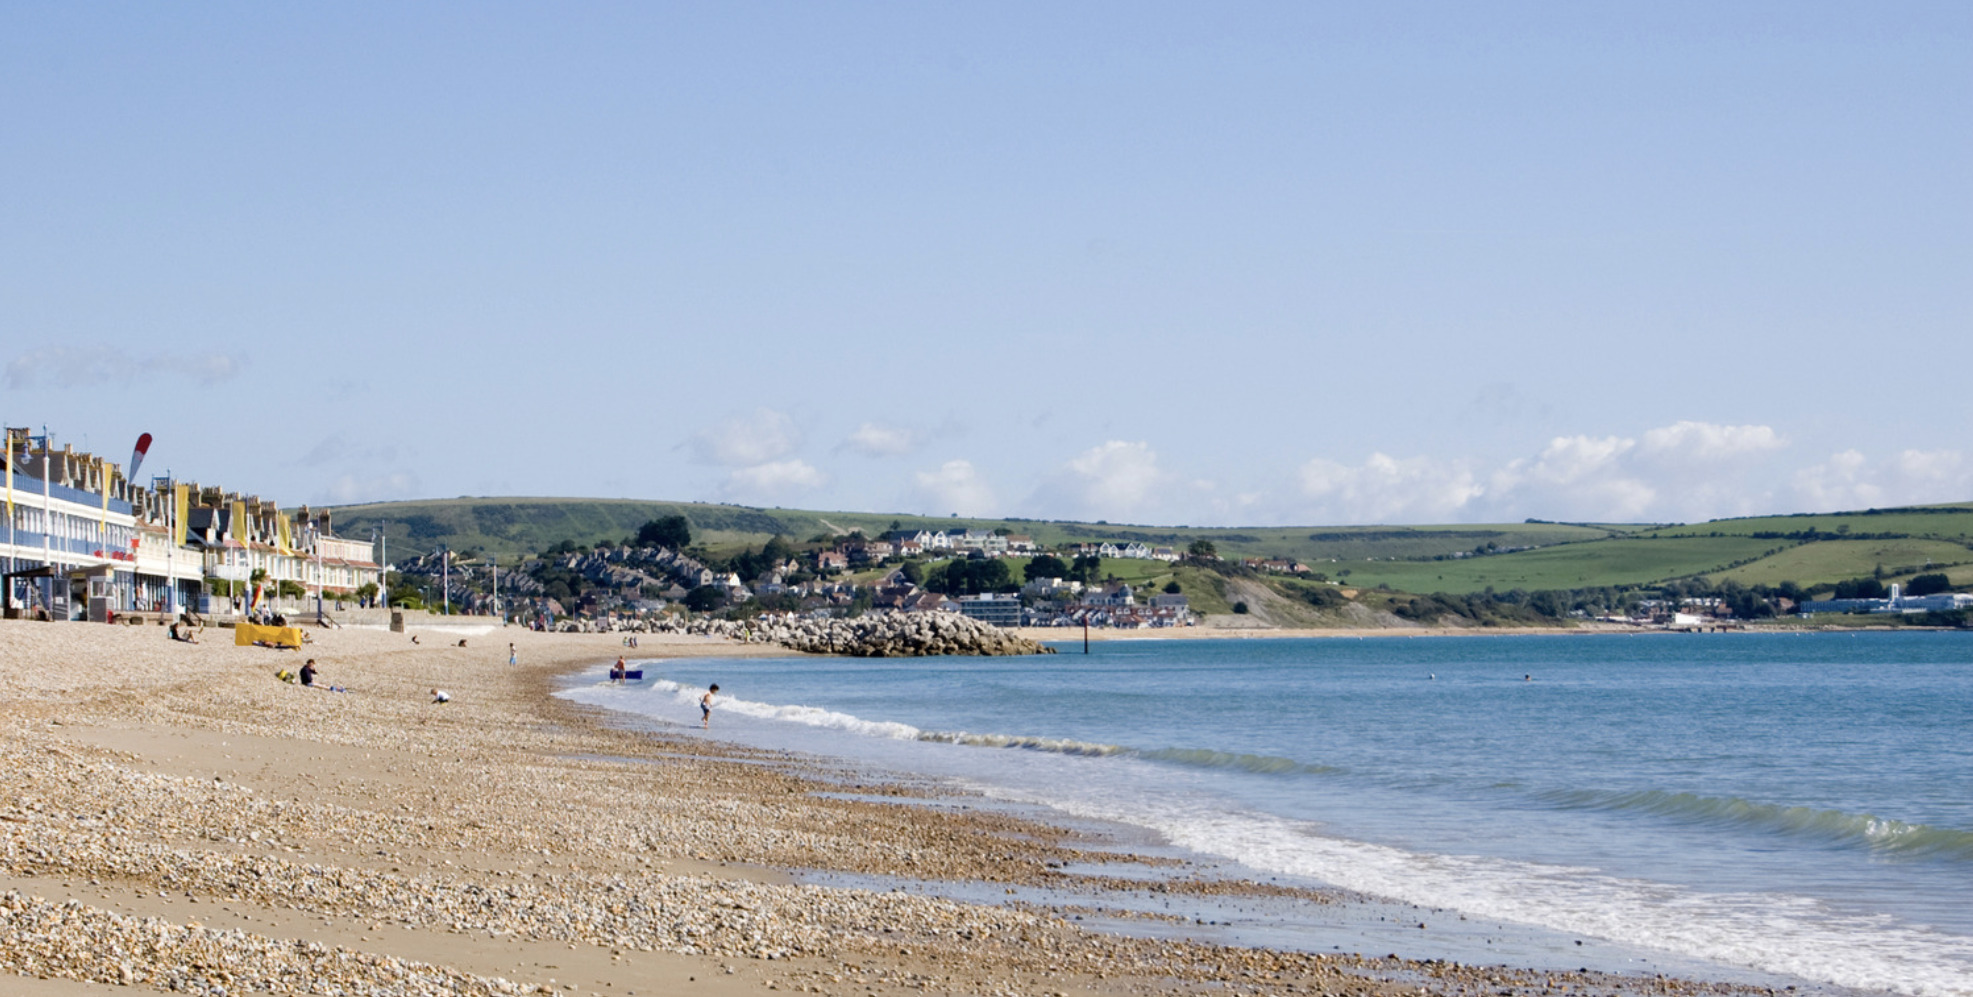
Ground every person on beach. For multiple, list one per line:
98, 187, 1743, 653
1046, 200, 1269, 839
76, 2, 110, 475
508, 643, 518, 667
431, 688, 450, 704
300, 659, 317, 687
700, 684, 718, 728
611, 656, 627, 684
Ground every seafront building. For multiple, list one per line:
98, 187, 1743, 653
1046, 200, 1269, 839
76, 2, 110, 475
1, 427, 383, 621
1798, 583, 1973, 616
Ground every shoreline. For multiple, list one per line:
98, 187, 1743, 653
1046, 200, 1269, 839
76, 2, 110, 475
1012, 621, 1947, 642
0, 618, 1810, 997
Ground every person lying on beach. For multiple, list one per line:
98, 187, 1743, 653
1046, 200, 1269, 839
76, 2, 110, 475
168, 621, 198, 643
700, 684, 718, 728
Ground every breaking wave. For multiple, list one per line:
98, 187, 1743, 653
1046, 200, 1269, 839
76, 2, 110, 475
1538, 788, 1973, 860
606, 677, 1336, 775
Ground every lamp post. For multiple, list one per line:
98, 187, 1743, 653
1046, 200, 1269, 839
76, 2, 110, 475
39, 430, 52, 617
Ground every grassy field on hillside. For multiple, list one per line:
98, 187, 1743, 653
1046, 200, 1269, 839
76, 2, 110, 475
1326, 536, 1785, 593
1648, 505, 1973, 543
331, 498, 804, 557
1714, 539, 1973, 588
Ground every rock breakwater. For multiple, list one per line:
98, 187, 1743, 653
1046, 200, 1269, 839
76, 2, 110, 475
693, 612, 1053, 657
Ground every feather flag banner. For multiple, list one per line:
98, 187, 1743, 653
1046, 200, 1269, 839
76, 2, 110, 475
128, 433, 152, 481
173, 484, 189, 548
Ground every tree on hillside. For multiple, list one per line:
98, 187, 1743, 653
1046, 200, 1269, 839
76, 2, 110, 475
683, 585, 721, 613
636, 515, 692, 549
1187, 539, 1218, 559
1024, 554, 1069, 582
761, 534, 796, 565
933, 558, 1014, 596
1069, 554, 1102, 584
1907, 573, 1952, 596
1833, 577, 1888, 600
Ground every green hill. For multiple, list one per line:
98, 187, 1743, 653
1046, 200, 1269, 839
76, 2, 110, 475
329, 496, 1973, 597
327, 497, 1622, 565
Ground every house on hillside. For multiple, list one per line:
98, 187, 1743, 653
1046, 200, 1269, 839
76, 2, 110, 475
1083, 582, 1136, 608
1023, 577, 1083, 599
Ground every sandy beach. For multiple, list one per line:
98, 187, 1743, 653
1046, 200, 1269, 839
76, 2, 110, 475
0, 618, 1762, 997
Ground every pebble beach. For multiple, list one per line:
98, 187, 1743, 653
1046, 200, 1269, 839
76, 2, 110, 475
0, 619, 1769, 997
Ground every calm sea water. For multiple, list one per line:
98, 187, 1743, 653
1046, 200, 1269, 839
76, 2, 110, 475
558, 632, 1973, 996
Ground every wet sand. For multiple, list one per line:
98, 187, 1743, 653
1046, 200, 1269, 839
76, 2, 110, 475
0, 618, 1768, 996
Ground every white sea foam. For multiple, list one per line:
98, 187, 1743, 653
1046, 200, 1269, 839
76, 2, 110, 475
589, 677, 930, 739
985, 786, 1973, 997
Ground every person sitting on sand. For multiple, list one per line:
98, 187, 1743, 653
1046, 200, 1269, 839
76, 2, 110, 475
700, 683, 718, 729
430, 688, 450, 704
300, 659, 317, 687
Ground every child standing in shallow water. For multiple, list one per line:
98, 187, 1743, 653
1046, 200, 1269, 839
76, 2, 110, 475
700, 684, 718, 728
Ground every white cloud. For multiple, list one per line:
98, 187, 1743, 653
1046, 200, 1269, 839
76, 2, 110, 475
1638, 421, 1785, 461
912, 459, 995, 517
1028, 440, 1170, 521
6, 345, 242, 389
722, 459, 827, 504
691, 409, 802, 467
841, 421, 921, 458
1284, 420, 1792, 525
1297, 453, 1484, 523
1793, 449, 1972, 511
1489, 434, 1658, 521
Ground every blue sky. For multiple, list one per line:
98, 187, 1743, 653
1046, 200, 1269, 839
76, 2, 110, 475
4, 3, 1968, 526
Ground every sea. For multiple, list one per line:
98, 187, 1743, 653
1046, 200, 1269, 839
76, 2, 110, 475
556, 631, 1973, 996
